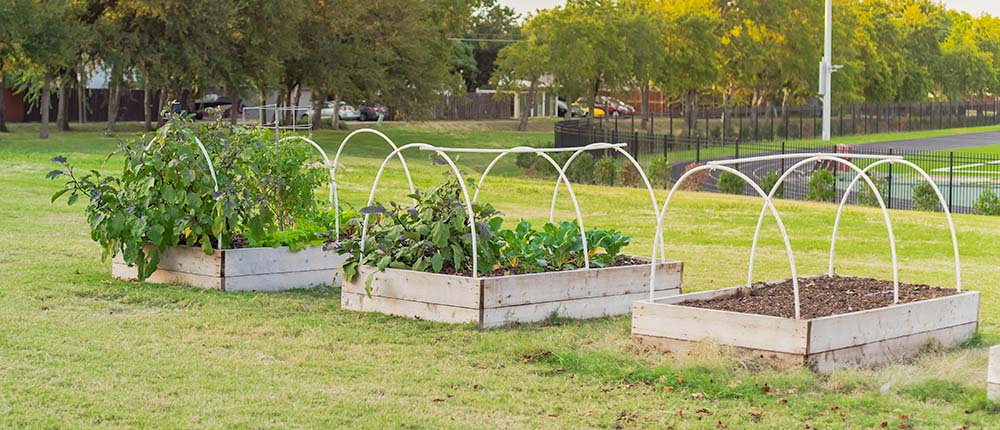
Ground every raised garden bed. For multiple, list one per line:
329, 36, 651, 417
113, 245, 345, 291
342, 259, 682, 328
632, 276, 979, 372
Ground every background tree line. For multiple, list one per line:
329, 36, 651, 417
0, 0, 492, 138
492, 0, 1000, 132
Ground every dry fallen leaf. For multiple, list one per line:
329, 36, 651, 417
663, 386, 675, 392
727, 380, 743, 388
691, 393, 704, 399
717, 421, 728, 429
786, 388, 799, 394
761, 383, 771, 394
696, 408, 711, 414
677, 376, 685, 383
583, 410, 593, 417
748, 410, 763, 418
777, 397, 788, 404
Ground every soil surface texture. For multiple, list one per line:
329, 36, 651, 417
680, 276, 957, 319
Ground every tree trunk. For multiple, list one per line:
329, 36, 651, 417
291, 84, 302, 124
640, 83, 650, 131
518, 81, 536, 132
106, 73, 120, 132
56, 76, 70, 131
780, 88, 790, 131
331, 93, 341, 130
40, 74, 51, 139
311, 94, 323, 130
227, 83, 240, 126
0, 71, 7, 132
564, 96, 572, 120
143, 79, 153, 131
77, 70, 86, 124
684, 89, 698, 132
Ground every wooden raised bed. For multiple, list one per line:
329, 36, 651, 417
342, 260, 683, 328
632, 281, 980, 372
112, 245, 346, 291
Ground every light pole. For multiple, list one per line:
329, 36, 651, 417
819, 0, 841, 141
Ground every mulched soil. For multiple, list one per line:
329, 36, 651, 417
680, 276, 957, 319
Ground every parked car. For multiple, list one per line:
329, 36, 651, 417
605, 97, 636, 117
338, 103, 360, 121
574, 101, 606, 118
556, 100, 583, 118
358, 103, 391, 121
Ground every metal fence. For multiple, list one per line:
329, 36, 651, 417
554, 118, 1000, 215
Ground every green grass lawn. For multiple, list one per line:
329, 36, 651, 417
2, 123, 1000, 428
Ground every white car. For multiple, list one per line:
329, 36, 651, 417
302, 101, 361, 124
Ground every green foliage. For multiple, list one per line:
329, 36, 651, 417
647, 156, 672, 189
759, 170, 783, 198
496, 220, 630, 273
248, 207, 359, 251
716, 171, 744, 195
913, 181, 940, 212
973, 189, 1000, 216
806, 169, 836, 202
594, 157, 618, 186
857, 176, 889, 207
48, 114, 330, 280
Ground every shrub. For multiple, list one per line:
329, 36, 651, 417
717, 171, 744, 195
515, 151, 535, 170
912, 181, 940, 212
677, 162, 707, 191
621, 160, 642, 187
973, 189, 1000, 216
857, 176, 889, 207
565, 152, 596, 184
759, 170, 783, 198
806, 168, 836, 202
594, 157, 618, 186
647, 156, 672, 189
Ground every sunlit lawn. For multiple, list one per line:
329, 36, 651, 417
1, 121, 998, 428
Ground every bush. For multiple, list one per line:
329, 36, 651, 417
912, 181, 940, 212
515, 151, 535, 170
857, 176, 889, 207
565, 152, 596, 184
759, 170, 783, 198
621, 160, 642, 187
973, 189, 1000, 216
806, 168, 836, 202
717, 171, 744, 195
594, 157, 618, 186
677, 162, 707, 191
647, 156, 672, 189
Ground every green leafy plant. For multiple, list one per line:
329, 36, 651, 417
807, 168, 836, 202
594, 156, 617, 185
913, 181, 940, 212
759, 170, 783, 198
973, 189, 1000, 216
857, 176, 889, 207
49, 112, 332, 280
647, 156, 672, 189
717, 171, 744, 195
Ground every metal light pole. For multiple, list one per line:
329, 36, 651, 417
819, 0, 840, 141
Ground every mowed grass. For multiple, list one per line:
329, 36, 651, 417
1, 122, 1000, 428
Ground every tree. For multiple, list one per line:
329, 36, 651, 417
937, 11, 995, 100
491, 33, 550, 131
463, 0, 521, 91
620, 0, 666, 130
658, 0, 720, 132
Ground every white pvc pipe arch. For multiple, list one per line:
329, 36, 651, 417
278, 135, 336, 210
830, 158, 961, 291
737, 155, 901, 303
651, 164, 804, 319
331, 129, 417, 236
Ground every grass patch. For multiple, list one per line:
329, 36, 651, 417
2, 123, 1000, 428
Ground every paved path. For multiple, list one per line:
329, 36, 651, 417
851, 130, 1000, 152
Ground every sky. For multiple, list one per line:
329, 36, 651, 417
499, 0, 1000, 18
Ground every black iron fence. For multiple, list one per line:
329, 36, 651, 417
554, 118, 1000, 215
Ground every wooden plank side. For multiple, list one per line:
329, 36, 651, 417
341, 291, 480, 324
632, 334, 806, 368
481, 289, 680, 328
650, 285, 744, 304
224, 269, 338, 292
631, 301, 809, 354
113, 261, 222, 289
987, 345, 1000, 385
342, 266, 481, 309
482, 261, 683, 308
224, 246, 344, 276
807, 322, 978, 373
808, 292, 980, 353
156, 246, 221, 276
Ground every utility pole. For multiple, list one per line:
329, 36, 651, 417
819, 0, 841, 141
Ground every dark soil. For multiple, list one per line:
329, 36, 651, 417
680, 276, 957, 319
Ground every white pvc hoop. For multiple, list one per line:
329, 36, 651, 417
651, 164, 802, 318
278, 135, 335, 209
739, 155, 900, 303
332, 129, 417, 236
830, 159, 961, 291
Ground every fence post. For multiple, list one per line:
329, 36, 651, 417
949, 151, 955, 210
696, 138, 701, 163
887, 148, 894, 209
662, 133, 668, 158
781, 141, 786, 173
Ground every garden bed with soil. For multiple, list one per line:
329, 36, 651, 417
632, 276, 979, 372
341, 259, 683, 328
113, 245, 346, 291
